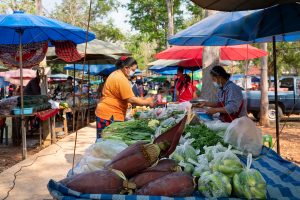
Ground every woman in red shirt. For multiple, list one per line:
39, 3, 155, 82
177, 74, 197, 102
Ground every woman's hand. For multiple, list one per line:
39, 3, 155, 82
146, 97, 155, 107
194, 102, 207, 108
206, 107, 218, 115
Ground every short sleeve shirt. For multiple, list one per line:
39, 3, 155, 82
95, 70, 135, 121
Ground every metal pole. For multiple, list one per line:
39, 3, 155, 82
18, 30, 27, 159
87, 64, 90, 124
273, 36, 280, 155
73, 63, 75, 133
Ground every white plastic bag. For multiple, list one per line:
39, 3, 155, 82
224, 116, 262, 156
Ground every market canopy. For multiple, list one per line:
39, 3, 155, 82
168, 3, 300, 46
47, 39, 130, 64
156, 45, 267, 61
190, 0, 297, 11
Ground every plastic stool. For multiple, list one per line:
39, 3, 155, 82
0, 124, 8, 145
262, 134, 273, 148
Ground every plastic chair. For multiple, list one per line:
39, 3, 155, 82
262, 134, 273, 148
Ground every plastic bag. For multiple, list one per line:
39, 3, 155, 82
233, 154, 267, 199
203, 142, 227, 162
209, 146, 244, 178
72, 139, 128, 175
187, 155, 210, 177
170, 139, 199, 163
224, 116, 262, 156
204, 120, 230, 137
198, 171, 232, 198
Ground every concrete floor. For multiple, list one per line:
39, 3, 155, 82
0, 123, 96, 200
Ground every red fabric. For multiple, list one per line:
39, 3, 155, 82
217, 92, 244, 123
155, 45, 267, 63
36, 109, 59, 121
0, 42, 48, 68
53, 41, 83, 62
178, 84, 196, 102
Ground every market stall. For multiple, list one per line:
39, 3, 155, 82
46, 102, 300, 200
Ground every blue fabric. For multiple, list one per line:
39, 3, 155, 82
149, 66, 200, 75
64, 64, 116, 76
0, 11, 95, 45
217, 81, 247, 116
168, 3, 300, 46
47, 146, 300, 200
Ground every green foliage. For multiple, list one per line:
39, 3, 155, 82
50, 0, 124, 42
126, 0, 185, 50
125, 34, 157, 69
0, 0, 35, 14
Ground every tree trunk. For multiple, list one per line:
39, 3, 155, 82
200, 10, 219, 101
35, 0, 42, 15
165, 0, 174, 48
259, 43, 270, 127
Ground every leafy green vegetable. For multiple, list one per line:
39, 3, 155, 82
102, 120, 154, 145
185, 124, 227, 153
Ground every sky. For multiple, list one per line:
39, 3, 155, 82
42, 0, 132, 32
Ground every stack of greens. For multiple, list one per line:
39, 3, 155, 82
184, 124, 227, 153
102, 120, 155, 145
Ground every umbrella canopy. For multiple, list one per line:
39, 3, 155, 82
49, 73, 69, 79
64, 64, 116, 76
0, 69, 37, 79
169, 3, 300, 46
47, 39, 130, 64
148, 58, 202, 68
190, 0, 297, 11
156, 45, 267, 61
0, 11, 95, 45
149, 66, 200, 75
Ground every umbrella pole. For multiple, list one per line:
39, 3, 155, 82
87, 64, 90, 125
18, 31, 27, 159
73, 63, 75, 133
273, 36, 280, 154
192, 71, 194, 82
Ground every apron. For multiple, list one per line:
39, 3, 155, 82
217, 91, 244, 123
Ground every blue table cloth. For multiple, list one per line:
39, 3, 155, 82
47, 147, 300, 200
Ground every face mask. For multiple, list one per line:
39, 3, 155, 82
129, 70, 135, 77
213, 82, 220, 89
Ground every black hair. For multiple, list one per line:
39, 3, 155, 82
67, 76, 73, 80
177, 67, 184, 74
178, 74, 191, 91
210, 65, 231, 80
115, 56, 138, 70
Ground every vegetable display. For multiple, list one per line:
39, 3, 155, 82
233, 155, 267, 199
184, 124, 227, 153
198, 171, 232, 198
102, 120, 155, 145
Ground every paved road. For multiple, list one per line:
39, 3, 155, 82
0, 123, 96, 200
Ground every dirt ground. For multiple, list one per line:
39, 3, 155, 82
1, 118, 300, 174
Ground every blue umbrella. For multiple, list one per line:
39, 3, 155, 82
169, 3, 300, 46
0, 11, 95, 159
0, 11, 95, 45
64, 64, 116, 76
169, 3, 300, 154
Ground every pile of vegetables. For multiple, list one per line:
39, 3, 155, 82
233, 155, 267, 199
184, 124, 227, 152
102, 120, 155, 145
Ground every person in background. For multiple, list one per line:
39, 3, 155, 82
174, 67, 185, 101
137, 79, 145, 97
95, 56, 154, 139
24, 70, 41, 95
177, 74, 197, 102
195, 65, 247, 123
130, 75, 140, 97
97, 75, 108, 100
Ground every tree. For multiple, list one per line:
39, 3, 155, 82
259, 43, 270, 126
125, 34, 157, 70
0, 0, 35, 14
166, 0, 174, 47
127, 0, 184, 50
200, 10, 220, 101
50, 0, 124, 42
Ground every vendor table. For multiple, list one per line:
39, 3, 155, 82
48, 146, 300, 200
3, 109, 59, 159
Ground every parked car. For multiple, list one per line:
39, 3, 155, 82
245, 76, 300, 120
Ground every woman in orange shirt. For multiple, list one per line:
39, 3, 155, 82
95, 56, 154, 138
